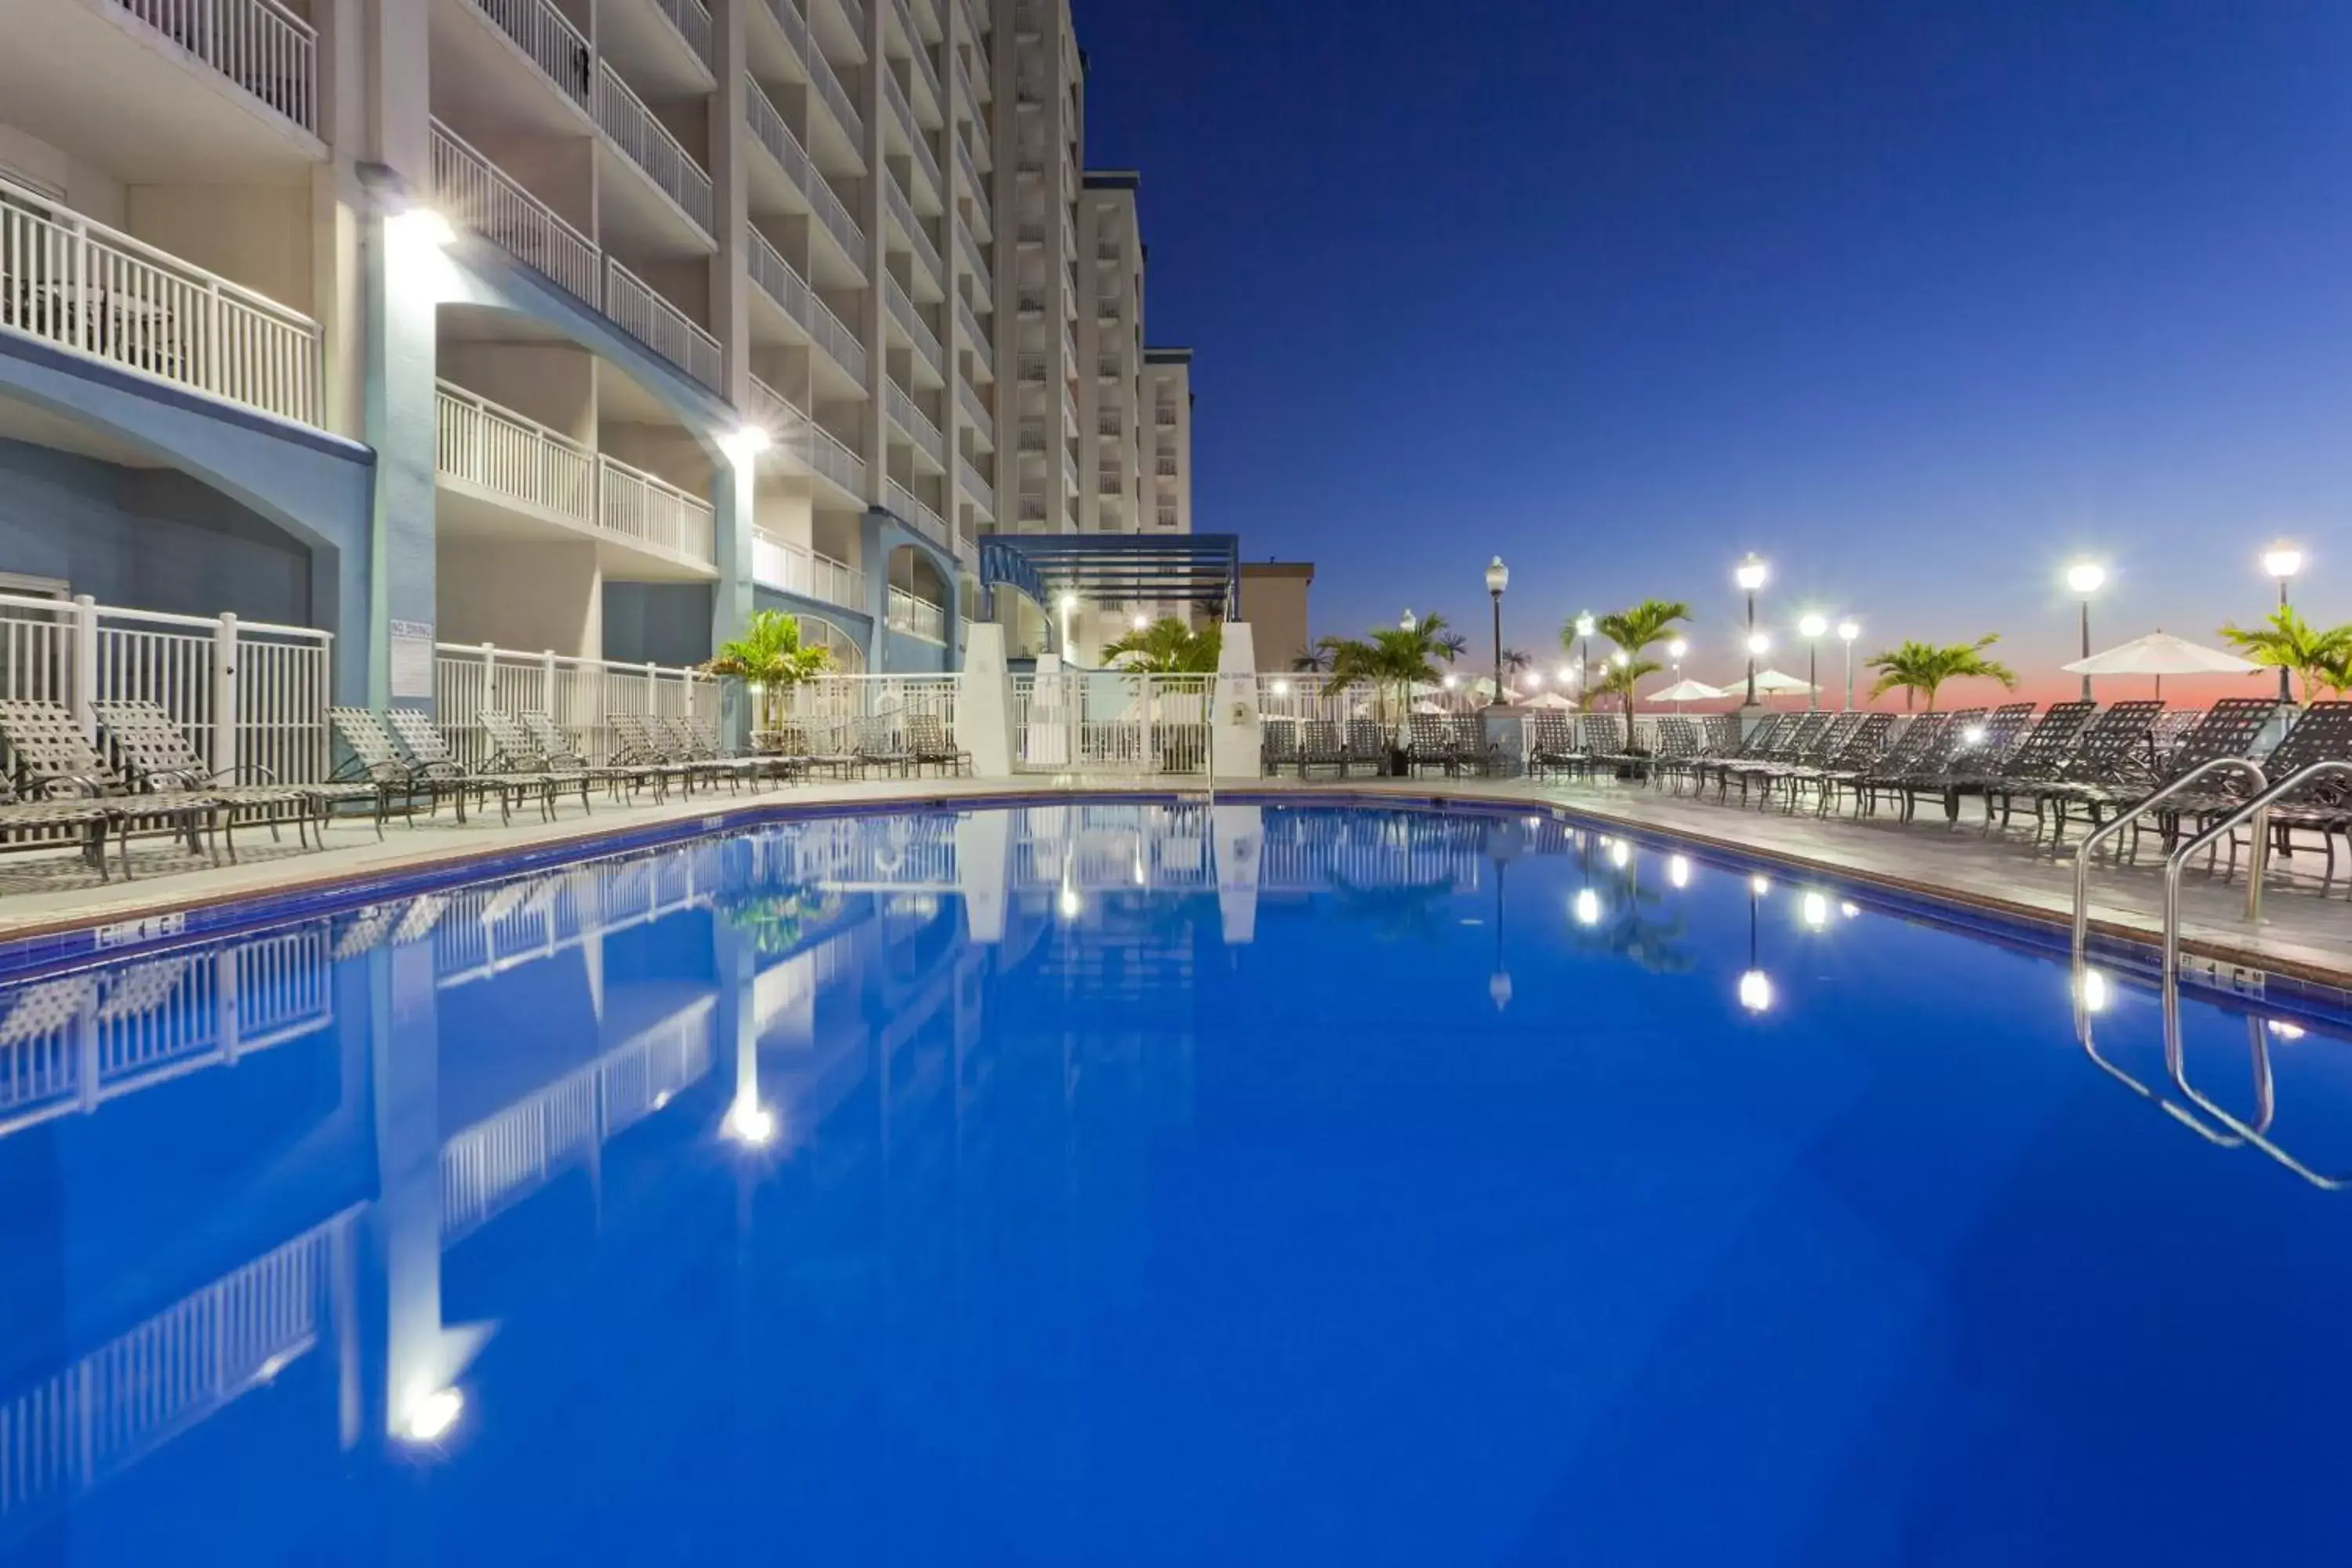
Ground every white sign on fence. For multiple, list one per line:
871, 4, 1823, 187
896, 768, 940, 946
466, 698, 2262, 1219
390, 620, 436, 699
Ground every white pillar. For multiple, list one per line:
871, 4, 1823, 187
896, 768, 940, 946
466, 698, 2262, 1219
1213, 804, 1262, 945
211, 612, 240, 779
954, 808, 1011, 943
1210, 622, 1261, 781
958, 622, 1014, 777
69, 593, 98, 740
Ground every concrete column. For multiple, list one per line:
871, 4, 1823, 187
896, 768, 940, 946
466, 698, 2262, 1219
861, 0, 889, 506
1210, 620, 1261, 780
958, 620, 1012, 775
359, 0, 437, 708
711, 0, 753, 411
713, 457, 757, 738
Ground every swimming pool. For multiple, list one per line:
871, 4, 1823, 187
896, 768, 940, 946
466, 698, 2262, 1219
2, 800, 2347, 1565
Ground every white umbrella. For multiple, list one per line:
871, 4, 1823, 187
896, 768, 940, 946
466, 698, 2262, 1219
1526, 691, 1577, 710
2063, 630, 2259, 698
1649, 678, 1727, 706
1749, 669, 1817, 695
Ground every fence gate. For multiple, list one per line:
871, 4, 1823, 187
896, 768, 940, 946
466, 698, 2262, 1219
1013, 672, 1210, 775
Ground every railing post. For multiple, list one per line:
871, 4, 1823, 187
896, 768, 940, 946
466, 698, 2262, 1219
69, 593, 99, 741
212, 612, 239, 780
543, 648, 559, 719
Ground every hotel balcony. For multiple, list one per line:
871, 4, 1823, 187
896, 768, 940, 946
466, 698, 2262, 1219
0, 173, 321, 426
751, 0, 866, 178
886, 583, 946, 644
886, 477, 949, 553
891, 0, 942, 121
887, 379, 946, 471
753, 526, 866, 610
753, 376, 869, 506
956, 453, 993, 517
886, 175, 945, 296
1059, 444, 1078, 497
430, 120, 603, 308
746, 75, 867, 284
883, 70, 942, 209
953, 137, 992, 237
956, 294, 993, 379
610, 0, 716, 88
748, 230, 868, 397
956, 376, 992, 448
593, 60, 717, 246
434, 380, 717, 577
0, 1, 324, 182
884, 274, 945, 386
956, 216, 993, 296
605, 258, 721, 388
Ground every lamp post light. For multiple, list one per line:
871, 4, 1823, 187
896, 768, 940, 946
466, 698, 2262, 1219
2265, 542, 2303, 702
1837, 620, 1860, 710
1574, 612, 1596, 709
1401, 608, 1417, 633
1485, 557, 1510, 708
1747, 631, 1770, 709
1797, 614, 1828, 710
1667, 637, 1688, 681
1734, 555, 1769, 706
2064, 561, 2105, 702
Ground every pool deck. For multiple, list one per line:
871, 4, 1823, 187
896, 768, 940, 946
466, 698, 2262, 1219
0, 771, 2346, 990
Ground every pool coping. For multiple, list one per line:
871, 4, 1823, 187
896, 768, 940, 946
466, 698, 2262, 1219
0, 778, 2343, 1016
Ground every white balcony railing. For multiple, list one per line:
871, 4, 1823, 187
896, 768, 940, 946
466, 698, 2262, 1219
467, 0, 591, 115
956, 213, 993, 293
109, 0, 320, 133
956, 294, 993, 378
655, 0, 714, 66
601, 452, 717, 562
886, 175, 943, 282
430, 120, 603, 307
596, 61, 714, 233
605, 258, 722, 387
954, 136, 989, 220
884, 274, 945, 378
753, 528, 866, 608
435, 381, 716, 566
957, 453, 993, 515
1061, 444, 1080, 496
806, 25, 864, 146
808, 421, 867, 498
887, 584, 947, 644
1061, 383, 1080, 439
836, 0, 867, 37
887, 379, 946, 465
748, 229, 868, 383
884, 71, 943, 198
886, 479, 949, 550
0, 174, 320, 425
435, 379, 595, 528
956, 375, 991, 441
746, 76, 866, 266
1155, 403, 1179, 427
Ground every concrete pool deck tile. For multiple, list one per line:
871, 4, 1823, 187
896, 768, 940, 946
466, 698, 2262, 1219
0, 773, 2343, 992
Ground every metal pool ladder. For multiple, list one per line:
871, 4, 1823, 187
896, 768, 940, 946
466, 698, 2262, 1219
2069, 757, 2266, 979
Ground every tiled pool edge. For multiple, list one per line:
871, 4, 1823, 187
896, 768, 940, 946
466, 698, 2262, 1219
0, 779, 2343, 1016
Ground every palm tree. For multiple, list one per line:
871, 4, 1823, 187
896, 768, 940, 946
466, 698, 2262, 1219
1290, 644, 1331, 673
1594, 656, 1664, 741
1435, 630, 1469, 662
1101, 616, 1221, 673
705, 610, 836, 729
1502, 648, 1533, 688
1323, 613, 1454, 722
1593, 599, 1693, 733
1864, 635, 2016, 711
2218, 608, 2352, 703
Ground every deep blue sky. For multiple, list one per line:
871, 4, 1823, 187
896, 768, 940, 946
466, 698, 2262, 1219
1074, 0, 2352, 693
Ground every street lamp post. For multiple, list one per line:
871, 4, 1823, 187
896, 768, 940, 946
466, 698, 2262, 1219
1485, 557, 1509, 707
1747, 631, 1770, 710
1735, 555, 1769, 706
1798, 614, 1828, 711
1574, 612, 1596, 711
2064, 561, 2105, 702
2265, 543, 2303, 703
1837, 620, 1860, 710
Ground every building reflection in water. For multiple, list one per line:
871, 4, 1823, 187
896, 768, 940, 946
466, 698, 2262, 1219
2, 803, 2344, 1555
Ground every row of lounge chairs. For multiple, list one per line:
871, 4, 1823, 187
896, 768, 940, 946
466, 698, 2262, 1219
1563, 695, 2352, 873
1259, 714, 1507, 778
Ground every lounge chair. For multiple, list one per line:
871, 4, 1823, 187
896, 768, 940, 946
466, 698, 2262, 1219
1775, 712, 1896, 814
1297, 719, 1348, 777
1688, 713, 1788, 797
1846, 711, 1977, 819
517, 711, 672, 800
902, 713, 971, 778
1889, 705, 2035, 820
0, 776, 119, 880
1654, 714, 1740, 793
383, 707, 569, 823
474, 709, 611, 812
1699, 713, 1809, 800
1740, 712, 1867, 807
96, 699, 365, 852
1403, 714, 1460, 776
1525, 713, 1581, 778
1940, 699, 2096, 828
0, 699, 217, 876
2215, 702, 2352, 882
329, 707, 482, 824
653, 713, 768, 789
1984, 699, 2166, 840
1261, 720, 1301, 776
851, 716, 915, 779
2043, 697, 2280, 852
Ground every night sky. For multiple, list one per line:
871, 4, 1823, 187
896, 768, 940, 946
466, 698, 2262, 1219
1075, 0, 2352, 700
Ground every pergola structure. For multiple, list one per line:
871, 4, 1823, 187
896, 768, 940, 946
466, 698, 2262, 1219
981, 534, 1243, 620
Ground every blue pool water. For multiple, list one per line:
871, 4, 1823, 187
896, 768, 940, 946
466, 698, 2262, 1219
2, 802, 2350, 1566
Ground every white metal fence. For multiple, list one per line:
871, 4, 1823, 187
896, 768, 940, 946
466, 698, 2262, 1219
779, 673, 958, 745
654, 0, 714, 65
884, 586, 948, 644
0, 591, 332, 785
0, 173, 320, 425
433, 643, 719, 769
110, 0, 319, 132
467, 0, 592, 114
1012, 672, 1211, 775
